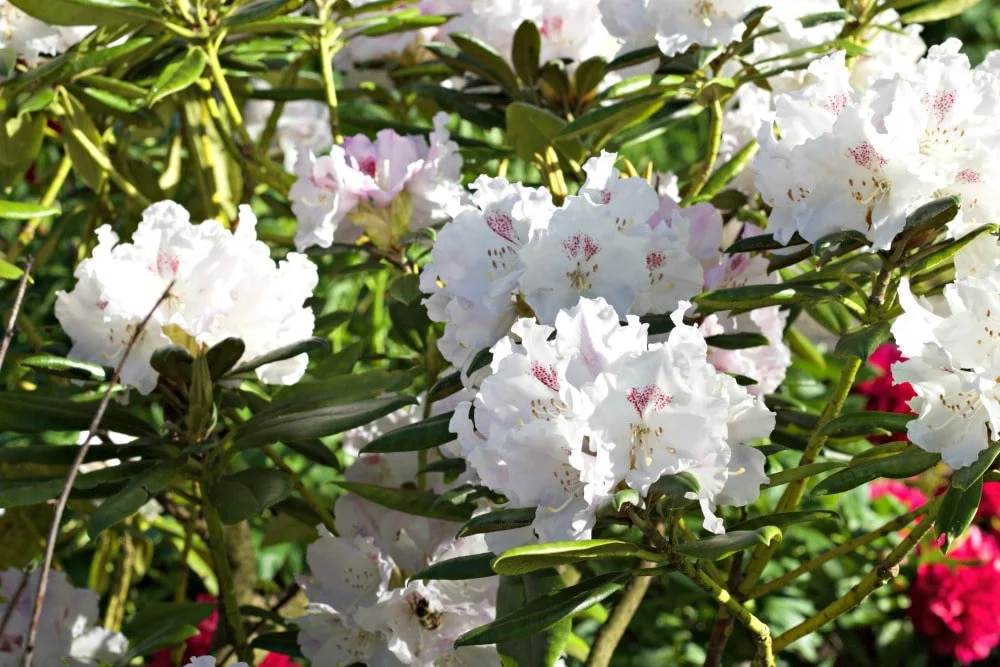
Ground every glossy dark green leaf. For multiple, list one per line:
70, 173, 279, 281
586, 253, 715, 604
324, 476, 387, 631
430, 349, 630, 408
206, 337, 246, 380
0, 200, 61, 220
606, 45, 661, 72
835, 322, 892, 361
363, 411, 454, 453
936, 478, 982, 553
557, 93, 666, 139
265, 370, 412, 413
9, 0, 159, 26
228, 337, 329, 377
149, 345, 194, 384
427, 371, 463, 404
334, 481, 474, 522
281, 439, 341, 470
491, 539, 645, 576
574, 57, 606, 96
764, 461, 847, 488
209, 468, 293, 524
250, 631, 303, 658
731, 510, 841, 532
819, 411, 915, 438
451, 32, 519, 92
705, 332, 770, 350
457, 507, 536, 537
19, 355, 106, 381
724, 232, 806, 254
455, 572, 629, 648
903, 195, 960, 233
811, 449, 941, 497
952, 443, 1000, 490
673, 527, 782, 560
0, 441, 162, 465
0, 392, 155, 437
495, 570, 570, 667
511, 20, 541, 86
88, 458, 186, 536
410, 552, 498, 581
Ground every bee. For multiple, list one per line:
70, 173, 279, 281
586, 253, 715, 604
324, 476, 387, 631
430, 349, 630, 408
409, 594, 443, 631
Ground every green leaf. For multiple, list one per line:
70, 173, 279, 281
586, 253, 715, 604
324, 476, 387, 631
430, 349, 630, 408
834, 322, 892, 361
731, 510, 841, 532
251, 631, 303, 658
88, 458, 186, 536
457, 507, 536, 537
705, 332, 770, 350
149, 345, 194, 384
0, 200, 61, 220
910, 224, 997, 276
9, 0, 159, 26
427, 371, 463, 404
606, 45, 662, 72
612, 488, 642, 512
410, 553, 498, 581
557, 93, 666, 139
574, 57, 606, 96
333, 480, 474, 522
281, 439, 341, 470
19, 355, 106, 381
451, 32, 519, 92
0, 441, 161, 465
495, 571, 571, 667
0, 261, 24, 280
363, 411, 454, 453
388, 273, 422, 304
811, 449, 941, 497
491, 539, 645, 576
764, 461, 847, 488
209, 468, 293, 524
236, 395, 417, 450
673, 527, 783, 561
819, 411, 915, 438
900, 0, 985, 23
205, 337, 246, 380
265, 370, 412, 413
694, 283, 831, 313
124, 602, 214, 660
936, 478, 983, 553
697, 140, 758, 201
505, 102, 586, 164
0, 392, 155, 437
724, 232, 806, 254
57, 90, 108, 192
903, 195, 961, 233
455, 572, 629, 648
649, 471, 701, 509
147, 47, 207, 106
228, 337, 329, 377
221, 0, 301, 26
511, 20, 541, 86
952, 443, 1000, 490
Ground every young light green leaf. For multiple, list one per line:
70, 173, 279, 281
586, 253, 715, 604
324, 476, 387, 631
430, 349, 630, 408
19, 355, 106, 381
147, 47, 207, 106
731, 510, 841, 533
491, 539, 647, 576
0, 200, 61, 220
900, 0, 984, 24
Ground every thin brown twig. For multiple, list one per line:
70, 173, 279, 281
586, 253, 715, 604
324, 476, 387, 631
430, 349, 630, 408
0, 256, 34, 376
22, 282, 174, 667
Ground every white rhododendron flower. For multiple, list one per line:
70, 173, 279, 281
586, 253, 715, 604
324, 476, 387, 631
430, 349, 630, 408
184, 658, 248, 667
291, 112, 464, 251
244, 80, 331, 173
757, 39, 1000, 250
55, 202, 318, 394
0, 568, 128, 666
599, 0, 757, 58
0, 1, 93, 65
453, 296, 774, 540
891, 272, 1000, 469
296, 452, 499, 667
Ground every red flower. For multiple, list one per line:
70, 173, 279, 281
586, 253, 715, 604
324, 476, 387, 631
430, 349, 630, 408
150, 595, 295, 666
910, 527, 1000, 664
855, 343, 915, 442
978, 482, 1000, 522
869, 479, 926, 511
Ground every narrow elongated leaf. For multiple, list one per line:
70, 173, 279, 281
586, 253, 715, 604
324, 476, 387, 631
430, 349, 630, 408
0, 261, 24, 280
0, 442, 162, 465
228, 337, 329, 377
953, 443, 1000, 490
819, 411, 915, 438
206, 337, 246, 380
9, 0, 159, 26
511, 20, 541, 86
457, 507, 536, 537
88, 458, 186, 536
901, 0, 984, 23
148, 48, 207, 105
123, 602, 214, 660
455, 572, 629, 648
281, 439, 341, 469
673, 527, 783, 560
557, 94, 666, 139
0, 200, 61, 220
410, 553, 498, 581
333, 481, 474, 522
209, 469, 293, 524
236, 395, 416, 450
221, 0, 301, 25
0, 392, 155, 436
695, 283, 830, 313
19, 355, 106, 381
496, 571, 570, 667
491, 539, 645, 576
363, 411, 455, 453
451, 32, 519, 92
936, 478, 983, 552
705, 333, 770, 350
835, 322, 892, 360
910, 224, 997, 275
811, 450, 941, 497
731, 510, 840, 532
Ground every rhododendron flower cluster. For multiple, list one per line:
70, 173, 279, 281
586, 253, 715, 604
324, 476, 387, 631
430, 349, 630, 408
290, 112, 463, 251
890, 233, 1000, 468
295, 453, 498, 666
757, 39, 1000, 250
55, 201, 318, 394
452, 296, 774, 542
0, 569, 127, 666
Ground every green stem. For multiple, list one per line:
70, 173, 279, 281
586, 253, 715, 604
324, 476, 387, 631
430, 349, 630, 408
263, 445, 338, 536
202, 482, 253, 663
317, 2, 344, 144
584, 563, 656, 667
681, 98, 723, 205
675, 558, 774, 667
772, 497, 941, 652
739, 354, 863, 595
748, 502, 926, 600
